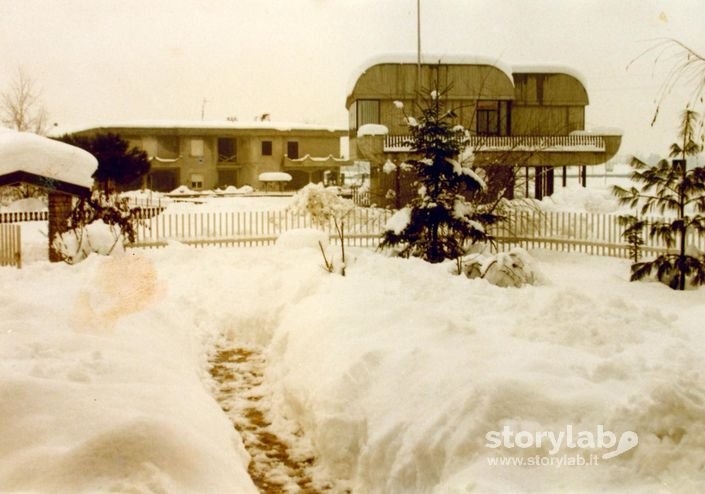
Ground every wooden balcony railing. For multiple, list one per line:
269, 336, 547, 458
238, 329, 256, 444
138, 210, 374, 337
382, 134, 606, 153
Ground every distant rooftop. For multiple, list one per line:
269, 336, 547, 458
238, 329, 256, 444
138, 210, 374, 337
52, 120, 347, 136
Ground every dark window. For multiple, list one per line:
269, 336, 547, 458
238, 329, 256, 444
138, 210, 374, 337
148, 169, 179, 192
356, 100, 380, 129
157, 136, 180, 158
217, 138, 237, 162
476, 101, 499, 136
261, 140, 273, 156
218, 169, 238, 187
287, 141, 299, 159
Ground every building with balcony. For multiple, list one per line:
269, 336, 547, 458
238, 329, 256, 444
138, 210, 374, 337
347, 55, 622, 205
70, 121, 349, 192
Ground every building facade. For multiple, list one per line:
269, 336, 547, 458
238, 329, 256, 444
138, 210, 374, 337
72, 121, 349, 192
346, 56, 622, 204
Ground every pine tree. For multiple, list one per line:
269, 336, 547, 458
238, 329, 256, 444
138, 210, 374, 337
56, 132, 150, 193
613, 109, 705, 290
379, 86, 498, 263
618, 214, 646, 263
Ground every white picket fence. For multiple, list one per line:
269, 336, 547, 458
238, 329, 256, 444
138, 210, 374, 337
128, 207, 704, 259
130, 208, 395, 248
0, 210, 48, 223
1, 206, 699, 265
491, 210, 705, 258
0, 224, 21, 268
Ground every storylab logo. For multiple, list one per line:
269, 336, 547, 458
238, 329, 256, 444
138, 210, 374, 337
485, 425, 639, 467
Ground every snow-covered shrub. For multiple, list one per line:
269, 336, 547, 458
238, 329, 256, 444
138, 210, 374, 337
289, 183, 354, 275
56, 189, 142, 264
458, 247, 543, 288
53, 220, 125, 264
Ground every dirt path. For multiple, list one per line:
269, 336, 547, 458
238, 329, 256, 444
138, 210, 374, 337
210, 346, 344, 493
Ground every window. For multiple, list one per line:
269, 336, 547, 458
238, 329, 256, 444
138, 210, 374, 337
218, 169, 238, 187
217, 138, 237, 162
348, 101, 357, 131
261, 140, 272, 156
190, 173, 204, 190
476, 101, 499, 136
157, 136, 180, 158
190, 138, 204, 157
287, 141, 299, 159
356, 99, 380, 129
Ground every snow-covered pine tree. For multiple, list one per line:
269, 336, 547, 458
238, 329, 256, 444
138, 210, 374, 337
379, 86, 498, 263
613, 108, 705, 290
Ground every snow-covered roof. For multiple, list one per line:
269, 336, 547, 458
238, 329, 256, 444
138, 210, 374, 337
0, 127, 97, 190
347, 54, 593, 101
56, 120, 346, 136
346, 53, 516, 100
259, 172, 292, 182
511, 64, 589, 91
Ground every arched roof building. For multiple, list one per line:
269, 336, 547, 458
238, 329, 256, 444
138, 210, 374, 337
346, 55, 622, 203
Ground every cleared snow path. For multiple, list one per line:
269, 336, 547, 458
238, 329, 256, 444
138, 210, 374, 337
209, 345, 343, 493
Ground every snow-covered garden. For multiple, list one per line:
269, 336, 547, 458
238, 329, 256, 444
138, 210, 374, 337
2, 225, 705, 492
3, 91, 705, 493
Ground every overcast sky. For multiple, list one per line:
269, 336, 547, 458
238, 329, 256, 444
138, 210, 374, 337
1, 0, 704, 157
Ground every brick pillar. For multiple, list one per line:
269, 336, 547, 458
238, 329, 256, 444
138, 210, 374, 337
48, 192, 73, 262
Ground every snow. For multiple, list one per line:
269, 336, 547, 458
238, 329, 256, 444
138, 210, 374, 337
275, 228, 329, 249
384, 207, 411, 234
264, 250, 705, 493
356, 124, 389, 138
4, 191, 705, 493
512, 64, 590, 91
258, 172, 292, 182
572, 127, 624, 136
510, 184, 626, 214
382, 159, 397, 174
54, 220, 125, 264
0, 197, 46, 212
0, 127, 97, 189
346, 54, 516, 101
288, 183, 353, 226
0, 252, 257, 493
55, 120, 346, 136
446, 157, 487, 189
169, 185, 195, 195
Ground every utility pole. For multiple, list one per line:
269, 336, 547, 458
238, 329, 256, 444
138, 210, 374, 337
416, 0, 422, 94
201, 98, 207, 120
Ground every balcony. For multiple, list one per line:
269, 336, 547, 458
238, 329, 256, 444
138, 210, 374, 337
283, 154, 352, 169
382, 134, 607, 153
363, 132, 621, 167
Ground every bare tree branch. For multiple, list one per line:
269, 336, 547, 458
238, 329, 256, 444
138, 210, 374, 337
1, 67, 51, 135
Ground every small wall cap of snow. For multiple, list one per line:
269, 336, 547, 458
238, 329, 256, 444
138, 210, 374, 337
259, 172, 292, 182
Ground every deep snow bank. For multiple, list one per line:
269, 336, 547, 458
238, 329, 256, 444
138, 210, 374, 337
0, 252, 256, 493
4, 240, 705, 493
265, 249, 705, 493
